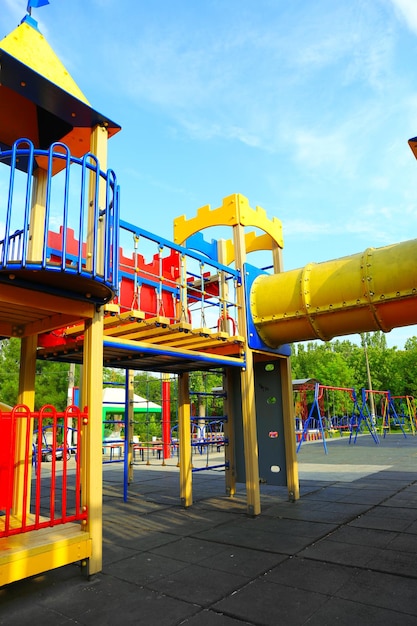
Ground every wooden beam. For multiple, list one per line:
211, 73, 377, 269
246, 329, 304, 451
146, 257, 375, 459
0, 283, 95, 318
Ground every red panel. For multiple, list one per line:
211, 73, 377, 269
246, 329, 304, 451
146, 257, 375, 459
0, 413, 13, 510
47, 227, 87, 258
44, 228, 182, 332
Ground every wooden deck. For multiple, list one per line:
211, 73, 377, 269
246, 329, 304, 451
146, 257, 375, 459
0, 523, 91, 586
37, 310, 245, 373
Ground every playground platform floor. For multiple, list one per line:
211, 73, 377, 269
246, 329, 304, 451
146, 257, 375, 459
2, 434, 417, 625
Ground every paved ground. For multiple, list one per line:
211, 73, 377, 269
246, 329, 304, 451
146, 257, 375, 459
2, 433, 417, 625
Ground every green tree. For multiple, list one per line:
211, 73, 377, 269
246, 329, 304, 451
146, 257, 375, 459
103, 367, 125, 385
291, 341, 355, 388
291, 331, 414, 400
0, 338, 20, 405
134, 372, 163, 405
397, 337, 417, 397
0, 337, 78, 410
189, 370, 223, 416
34, 360, 74, 410
351, 333, 396, 394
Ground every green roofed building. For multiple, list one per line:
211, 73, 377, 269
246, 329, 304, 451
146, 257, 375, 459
102, 387, 162, 442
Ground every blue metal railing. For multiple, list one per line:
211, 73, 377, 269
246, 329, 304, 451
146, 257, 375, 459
118, 219, 241, 329
0, 139, 119, 302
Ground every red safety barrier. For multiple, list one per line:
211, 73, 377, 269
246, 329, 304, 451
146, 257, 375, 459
0, 404, 88, 539
0, 411, 15, 510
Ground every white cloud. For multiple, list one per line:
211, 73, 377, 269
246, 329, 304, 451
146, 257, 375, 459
390, 0, 417, 34
291, 128, 351, 174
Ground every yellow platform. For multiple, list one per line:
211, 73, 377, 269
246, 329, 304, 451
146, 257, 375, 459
37, 311, 245, 373
0, 524, 91, 587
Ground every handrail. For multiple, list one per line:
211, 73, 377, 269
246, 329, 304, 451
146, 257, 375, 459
0, 139, 119, 302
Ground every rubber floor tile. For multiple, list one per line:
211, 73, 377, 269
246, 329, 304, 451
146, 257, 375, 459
264, 556, 358, 594
107, 552, 188, 586
335, 569, 417, 615
147, 562, 249, 606
180, 609, 254, 625
149, 536, 227, 564
304, 596, 417, 626
298, 538, 381, 567
199, 544, 287, 577
213, 578, 328, 626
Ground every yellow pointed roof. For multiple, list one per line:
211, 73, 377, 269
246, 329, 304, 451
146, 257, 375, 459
0, 14, 120, 161
0, 15, 89, 104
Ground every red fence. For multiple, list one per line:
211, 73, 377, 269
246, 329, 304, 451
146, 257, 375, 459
0, 404, 88, 538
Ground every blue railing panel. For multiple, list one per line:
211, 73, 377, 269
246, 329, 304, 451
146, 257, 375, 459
0, 139, 119, 303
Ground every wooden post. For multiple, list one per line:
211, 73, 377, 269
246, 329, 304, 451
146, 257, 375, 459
87, 124, 108, 276
272, 242, 299, 501
280, 357, 299, 501
81, 307, 104, 575
178, 372, 192, 507
14, 335, 37, 519
233, 221, 260, 516
28, 169, 48, 261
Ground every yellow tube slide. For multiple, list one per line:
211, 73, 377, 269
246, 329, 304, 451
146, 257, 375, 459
251, 238, 417, 347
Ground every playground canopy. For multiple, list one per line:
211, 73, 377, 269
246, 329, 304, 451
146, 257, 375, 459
292, 379, 319, 390
102, 387, 161, 419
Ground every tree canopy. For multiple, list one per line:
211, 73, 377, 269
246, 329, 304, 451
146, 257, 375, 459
291, 332, 417, 397
0, 331, 416, 410
0, 338, 79, 410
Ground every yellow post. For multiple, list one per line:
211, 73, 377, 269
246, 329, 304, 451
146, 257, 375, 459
271, 242, 299, 502
233, 220, 261, 516
178, 372, 192, 507
87, 124, 108, 276
406, 396, 416, 435
81, 307, 104, 575
14, 335, 37, 519
217, 240, 230, 333
28, 169, 48, 261
280, 357, 299, 500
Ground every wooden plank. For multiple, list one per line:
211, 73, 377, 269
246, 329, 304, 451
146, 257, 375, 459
103, 309, 145, 330
152, 331, 229, 350
113, 321, 192, 342
104, 315, 170, 338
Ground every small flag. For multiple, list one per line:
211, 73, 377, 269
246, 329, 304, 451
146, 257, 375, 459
27, 0, 50, 12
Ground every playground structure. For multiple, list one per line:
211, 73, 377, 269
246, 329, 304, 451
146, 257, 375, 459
100, 373, 227, 480
98, 373, 229, 500
294, 382, 417, 453
101, 384, 162, 460
361, 389, 414, 438
1, 10, 417, 587
391, 395, 417, 435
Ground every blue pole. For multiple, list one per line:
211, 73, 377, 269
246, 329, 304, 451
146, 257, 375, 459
123, 370, 129, 502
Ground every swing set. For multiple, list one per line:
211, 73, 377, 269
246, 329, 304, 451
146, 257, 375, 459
362, 389, 412, 438
391, 395, 417, 434
296, 383, 379, 454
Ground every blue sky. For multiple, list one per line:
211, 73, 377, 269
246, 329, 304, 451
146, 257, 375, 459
2, 0, 417, 348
